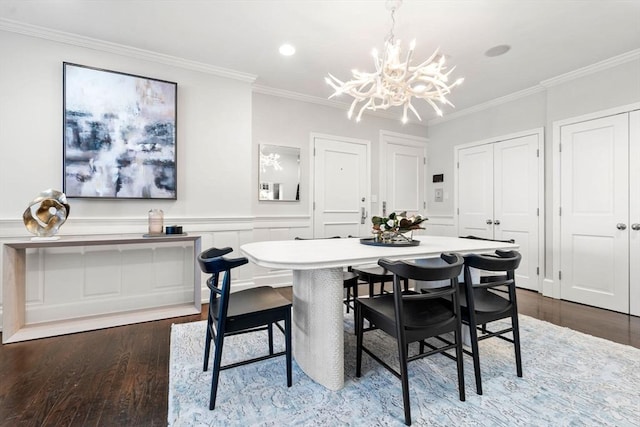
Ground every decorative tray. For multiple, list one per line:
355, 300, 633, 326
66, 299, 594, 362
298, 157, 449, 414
359, 238, 420, 247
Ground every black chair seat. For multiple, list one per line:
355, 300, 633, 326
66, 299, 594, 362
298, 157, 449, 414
211, 286, 292, 332
358, 293, 457, 333
458, 288, 513, 322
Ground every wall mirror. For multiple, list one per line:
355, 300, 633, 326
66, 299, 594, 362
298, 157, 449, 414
259, 144, 300, 201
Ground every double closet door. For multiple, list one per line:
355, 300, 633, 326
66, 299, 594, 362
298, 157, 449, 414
456, 132, 541, 291
559, 110, 640, 315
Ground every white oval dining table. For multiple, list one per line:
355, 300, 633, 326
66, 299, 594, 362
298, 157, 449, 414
240, 236, 518, 391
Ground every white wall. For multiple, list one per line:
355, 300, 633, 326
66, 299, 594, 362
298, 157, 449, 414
0, 30, 253, 227
425, 54, 640, 279
252, 92, 426, 227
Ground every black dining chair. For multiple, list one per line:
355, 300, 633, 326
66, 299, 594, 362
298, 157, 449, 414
460, 249, 522, 395
459, 235, 516, 284
351, 265, 409, 297
355, 253, 466, 426
197, 247, 292, 410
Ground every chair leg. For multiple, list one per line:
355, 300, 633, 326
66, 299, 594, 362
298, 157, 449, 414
203, 321, 212, 372
397, 334, 412, 426
468, 319, 483, 395
355, 303, 363, 377
285, 310, 293, 387
209, 327, 226, 410
268, 323, 274, 355
512, 313, 523, 377
454, 324, 466, 402
345, 285, 351, 313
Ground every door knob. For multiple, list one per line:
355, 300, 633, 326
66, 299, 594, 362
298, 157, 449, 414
494, 219, 501, 225
486, 219, 493, 225
616, 223, 627, 230
632, 223, 640, 231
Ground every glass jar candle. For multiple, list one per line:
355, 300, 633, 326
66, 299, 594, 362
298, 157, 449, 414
148, 209, 164, 234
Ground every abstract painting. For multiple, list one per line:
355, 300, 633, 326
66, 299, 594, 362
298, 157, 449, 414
63, 63, 177, 199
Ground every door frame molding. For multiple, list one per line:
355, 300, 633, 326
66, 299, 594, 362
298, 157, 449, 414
453, 127, 545, 292
309, 132, 371, 237
551, 102, 640, 299
379, 130, 428, 216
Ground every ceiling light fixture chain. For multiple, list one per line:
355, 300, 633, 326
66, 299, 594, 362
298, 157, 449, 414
385, 0, 400, 45
326, 0, 463, 123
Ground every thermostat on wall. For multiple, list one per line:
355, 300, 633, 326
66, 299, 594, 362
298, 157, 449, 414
432, 174, 444, 183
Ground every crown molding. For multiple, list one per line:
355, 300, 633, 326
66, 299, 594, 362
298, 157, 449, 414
427, 86, 546, 126
252, 84, 428, 127
0, 18, 257, 83
540, 49, 640, 88
429, 48, 640, 127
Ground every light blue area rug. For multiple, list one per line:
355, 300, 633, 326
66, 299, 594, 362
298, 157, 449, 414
169, 314, 640, 426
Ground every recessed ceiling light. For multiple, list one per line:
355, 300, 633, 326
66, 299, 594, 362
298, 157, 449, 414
279, 44, 296, 56
485, 44, 511, 57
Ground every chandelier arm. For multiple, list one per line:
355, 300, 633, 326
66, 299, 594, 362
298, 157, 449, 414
356, 98, 374, 121
403, 45, 415, 75
408, 102, 422, 121
347, 98, 361, 119
425, 98, 443, 116
411, 49, 441, 71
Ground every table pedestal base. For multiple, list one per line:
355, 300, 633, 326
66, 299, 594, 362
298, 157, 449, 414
292, 268, 344, 390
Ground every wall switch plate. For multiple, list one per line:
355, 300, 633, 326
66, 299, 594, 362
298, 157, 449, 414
434, 188, 443, 202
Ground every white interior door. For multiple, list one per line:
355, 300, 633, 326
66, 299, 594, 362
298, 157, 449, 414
457, 144, 494, 238
629, 110, 640, 316
560, 114, 629, 312
493, 135, 540, 291
382, 140, 426, 217
313, 136, 369, 238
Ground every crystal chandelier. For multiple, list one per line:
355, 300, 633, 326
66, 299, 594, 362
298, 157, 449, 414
325, 0, 464, 123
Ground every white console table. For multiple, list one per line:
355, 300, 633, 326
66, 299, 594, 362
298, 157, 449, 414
2, 234, 201, 344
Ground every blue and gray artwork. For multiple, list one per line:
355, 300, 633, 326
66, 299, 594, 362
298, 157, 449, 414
63, 64, 177, 199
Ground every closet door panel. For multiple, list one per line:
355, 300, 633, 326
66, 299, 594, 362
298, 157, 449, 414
494, 135, 540, 291
457, 144, 494, 238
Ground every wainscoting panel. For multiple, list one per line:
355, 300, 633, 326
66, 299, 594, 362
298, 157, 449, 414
422, 215, 456, 237
23, 241, 195, 325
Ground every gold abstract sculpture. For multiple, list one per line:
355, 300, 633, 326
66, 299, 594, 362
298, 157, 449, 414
23, 189, 70, 238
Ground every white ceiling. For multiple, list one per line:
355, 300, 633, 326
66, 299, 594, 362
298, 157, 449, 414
1, 0, 639, 122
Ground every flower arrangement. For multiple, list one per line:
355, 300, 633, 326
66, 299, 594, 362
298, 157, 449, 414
371, 211, 427, 242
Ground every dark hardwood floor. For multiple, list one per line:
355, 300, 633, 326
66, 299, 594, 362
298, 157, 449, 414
1, 288, 638, 426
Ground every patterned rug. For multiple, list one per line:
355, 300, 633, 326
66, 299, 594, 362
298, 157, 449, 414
169, 314, 640, 426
